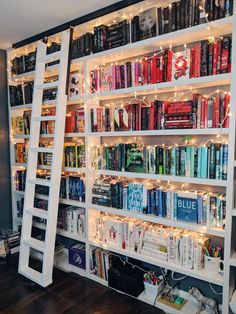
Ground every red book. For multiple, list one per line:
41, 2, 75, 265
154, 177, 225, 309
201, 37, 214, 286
147, 57, 152, 84
204, 98, 208, 128
135, 103, 141, 130
167, 49, 172, 82
65, 112, 75, 133
142, 57, 148, 85
134, 61, 139, 86
221, 44, 230, 73
217, 39, 222, 74
190, 48, 195, 78
223, 94, 230, 128
214, 96, 220, 128
200, 98, 206, 128
115, 65, 121, 89
195, 45, 201, 78
213, 41, 218, 75
149, 101, 155, 130
97, 108, 103, 132
112, 65, 116, 90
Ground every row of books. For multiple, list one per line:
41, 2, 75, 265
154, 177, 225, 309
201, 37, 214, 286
15, 170, 86, 202
71, 2, 233, 58
90, 247, 111, 281
90, 36, 231, 93
9, 82, 33, 107
17, 196, 86, 237
14, 142, 28, 164
5, 230, 21, 255
64, 143, 85, 168
9, 71, 84, 107
58, 205, 86, 237
65, 108, 85, 133
11, 111, 31, 136
11, 107, 85, 136
92, 214, 216, 270
91, 93, 230, 132
11, 42, 61, 75
92, 178, 226, 229
91, 142, 228, 180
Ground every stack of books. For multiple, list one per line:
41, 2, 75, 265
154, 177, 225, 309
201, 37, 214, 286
6, 230, 21, 254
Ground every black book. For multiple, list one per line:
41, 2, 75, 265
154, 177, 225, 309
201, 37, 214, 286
208, 42, 214, 76
16, 85, 24, 106
24, 51, 36, 73
23, 81, 34, 104
176, 2, 181, 30
180, 0, 186, 29
171, 2, 178, 32
205, 0, 215, 21
131, 16, 140, 42
9, 86, 17, 107
194, 0, 201, 25
184, 0, 190, 28
157, 7, 163, 35
201, 40, 209, 76
126, 61, 132, 88
84, 33, 93, 55
218, 0, 225, 18
93, 26, 98, 53
100, 25, 108, 51
163, 7, 170, 34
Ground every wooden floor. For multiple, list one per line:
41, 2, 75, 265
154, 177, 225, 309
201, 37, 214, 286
0, 255, 164, 314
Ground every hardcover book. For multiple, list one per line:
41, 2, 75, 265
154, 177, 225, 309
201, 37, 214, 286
172, 48, 190, 81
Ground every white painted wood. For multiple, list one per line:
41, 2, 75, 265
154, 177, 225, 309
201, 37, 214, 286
18, 29, 71, 287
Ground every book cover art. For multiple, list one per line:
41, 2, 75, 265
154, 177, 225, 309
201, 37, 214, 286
125, 143, 144, 172
172, 48, 190, 81
114, 106, 130, 131
68, 71, 84, 99
127, 184, 146, 212
100, 64, 113, 92
176, 194, 198, 223
139, 7, 158, 40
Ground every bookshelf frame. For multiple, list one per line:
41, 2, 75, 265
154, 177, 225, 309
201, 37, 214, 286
6, 1, 236, 313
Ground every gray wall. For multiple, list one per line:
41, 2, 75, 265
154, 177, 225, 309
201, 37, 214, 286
0, 49, 12, 229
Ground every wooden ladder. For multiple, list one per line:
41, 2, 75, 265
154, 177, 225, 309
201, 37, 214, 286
18, 29, 71, 287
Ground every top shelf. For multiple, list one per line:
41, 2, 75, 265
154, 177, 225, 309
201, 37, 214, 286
71, 16, 234, 66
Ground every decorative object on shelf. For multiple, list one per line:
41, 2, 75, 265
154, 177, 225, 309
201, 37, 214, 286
188, 286, 218, 314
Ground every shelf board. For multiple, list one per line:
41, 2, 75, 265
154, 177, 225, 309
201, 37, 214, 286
88, 240, 223, 286
88, 73, 231, 100
96, 170, 227, 187
12, 134, 30, 139
12, 163, 27, 167
10, 64, 59, 82
10, 104, 32, 110
89, 204, 225, 238
54, 249, 86, 277
65, 132, 85, 137
88, 128, 229, 137
13, 190, 25, 196
33, 222, 86, 242
88, 274, 108, 286
34, 193, 86, 208
71, 17, 233, 66
63, 167, 86, 173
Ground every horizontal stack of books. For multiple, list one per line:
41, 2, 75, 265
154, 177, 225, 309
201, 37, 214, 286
90, 92, 230, 132
90, 36, 231, 93
90, 247, 111, 280
92, 213, 220, 270
92, 142, 229, 180
92, 179, 225, 229
6, 230, 21, 255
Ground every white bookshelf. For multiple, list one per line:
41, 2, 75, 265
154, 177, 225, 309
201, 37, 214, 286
7, 2, 236, 313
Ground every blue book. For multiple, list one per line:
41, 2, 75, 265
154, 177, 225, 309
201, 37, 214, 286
176, 193, 198, 223
200, 146, 208, 178
197, 147, 202, 178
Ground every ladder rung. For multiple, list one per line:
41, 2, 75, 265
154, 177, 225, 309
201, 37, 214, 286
32, 116, 56, 122
23, 237, 45, 252
36, 81, 59, 90
30, 147, 54, 154
43, 51, 61, 64
28, 178, 51, 187
19, 267, 43, 286
25, 207, 48, 220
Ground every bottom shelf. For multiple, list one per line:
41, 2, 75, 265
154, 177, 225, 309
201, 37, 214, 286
54, 249, 86, 277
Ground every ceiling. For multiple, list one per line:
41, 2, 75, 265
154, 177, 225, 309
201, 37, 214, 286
0, 0, 120, 49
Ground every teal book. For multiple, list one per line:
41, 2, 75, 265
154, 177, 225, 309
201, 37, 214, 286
197, 147, 202, 178
170, 147, 176, 176
185, 146, 191, 177
200, 146, 208, 178
179, 147, 186, 176
190, 146, 195, 178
